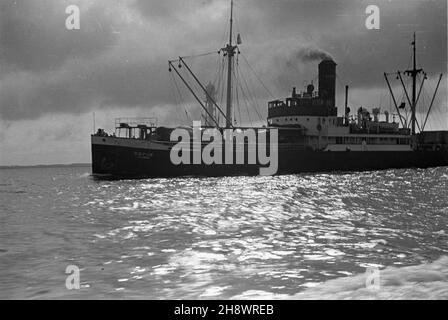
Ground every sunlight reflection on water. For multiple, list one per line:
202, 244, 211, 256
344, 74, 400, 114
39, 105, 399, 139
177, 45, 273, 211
0, 166, 447, 299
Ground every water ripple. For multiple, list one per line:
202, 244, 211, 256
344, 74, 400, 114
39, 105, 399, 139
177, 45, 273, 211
0, 166, 447, 299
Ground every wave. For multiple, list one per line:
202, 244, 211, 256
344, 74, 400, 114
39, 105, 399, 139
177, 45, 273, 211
231, 256, 448, 300
78, 172, 91, 179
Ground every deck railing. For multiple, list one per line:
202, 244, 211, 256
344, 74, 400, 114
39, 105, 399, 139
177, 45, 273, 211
115, 117, 158, 129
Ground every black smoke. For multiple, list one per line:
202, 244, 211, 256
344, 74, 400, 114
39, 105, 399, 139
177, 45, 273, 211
295, 47, 334, 62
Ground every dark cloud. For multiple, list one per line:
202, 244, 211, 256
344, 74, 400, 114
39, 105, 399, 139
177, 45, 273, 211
0, 0, 446, 122
133, 0, 217, 19
319, 0, 447, 88
0, 0, 120, 74
0, 55, 174, 120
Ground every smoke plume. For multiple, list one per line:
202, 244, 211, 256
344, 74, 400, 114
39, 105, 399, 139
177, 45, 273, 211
296, 46, 333, 62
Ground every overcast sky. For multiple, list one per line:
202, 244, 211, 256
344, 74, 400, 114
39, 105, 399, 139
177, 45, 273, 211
0, 0, 446, 165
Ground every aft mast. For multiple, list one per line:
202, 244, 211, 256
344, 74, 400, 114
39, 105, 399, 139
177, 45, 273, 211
405, 32, 423, 135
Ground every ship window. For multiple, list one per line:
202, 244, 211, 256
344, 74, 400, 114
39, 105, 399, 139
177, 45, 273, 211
307, 118, 310, 121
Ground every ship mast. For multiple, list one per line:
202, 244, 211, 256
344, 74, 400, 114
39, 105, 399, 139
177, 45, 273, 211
223, 0, 237, 128
405, 32, 423, 135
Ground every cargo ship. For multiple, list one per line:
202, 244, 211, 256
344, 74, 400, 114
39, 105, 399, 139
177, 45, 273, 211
91, 1, 447, 178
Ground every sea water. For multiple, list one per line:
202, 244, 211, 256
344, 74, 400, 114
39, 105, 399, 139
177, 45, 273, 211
0, 165, 447, 299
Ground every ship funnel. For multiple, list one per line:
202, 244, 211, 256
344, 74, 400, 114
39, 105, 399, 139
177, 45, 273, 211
318, 59, 337, 106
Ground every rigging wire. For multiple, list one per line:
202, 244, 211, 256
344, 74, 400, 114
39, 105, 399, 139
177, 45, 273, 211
170, 70, 192, 123
169, 73, 184, 124
421, 80, 443, 130
237, 62, 263, 121
212, 52, 222, 87
238, 80, 254, 125
176, 51, 219, 61
417, 74, 426, 127
238, 78, 254, 126
234, 55, 242, 125
243, 72, 262, 120
214, 55, 224, 126
233, 59, 254, 126
217, 56, 226, 125
422, 85, 428, 128
240, 53, 276, 100
394, 81, 408, 126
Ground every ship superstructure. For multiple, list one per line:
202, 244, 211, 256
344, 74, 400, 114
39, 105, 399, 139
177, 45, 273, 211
267, 58, 412, 152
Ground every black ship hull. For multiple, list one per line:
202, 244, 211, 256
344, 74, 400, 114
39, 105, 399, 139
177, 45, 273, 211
92, 138, 448, 178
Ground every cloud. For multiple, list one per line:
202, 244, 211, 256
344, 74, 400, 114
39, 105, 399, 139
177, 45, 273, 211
0, 0, 233, 121
0, 0, 120, 73
0, 0, 445, 122
133, 0, 219, 20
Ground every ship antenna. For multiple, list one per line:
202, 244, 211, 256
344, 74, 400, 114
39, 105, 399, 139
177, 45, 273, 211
223, 0, 236, 128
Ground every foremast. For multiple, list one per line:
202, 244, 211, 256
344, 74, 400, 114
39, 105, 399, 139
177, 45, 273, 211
222, 0, 237, 128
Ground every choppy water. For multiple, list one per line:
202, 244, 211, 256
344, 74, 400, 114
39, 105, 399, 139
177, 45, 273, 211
0, 165, 447, 299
